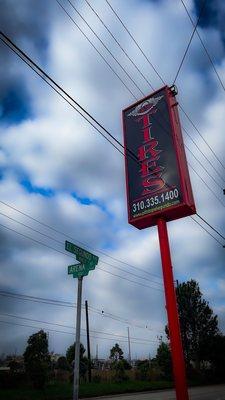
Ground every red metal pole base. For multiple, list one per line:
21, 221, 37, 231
157, 218, 189, 400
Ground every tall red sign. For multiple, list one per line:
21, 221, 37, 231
122, 85, 196, 229
122, 86, 196, 400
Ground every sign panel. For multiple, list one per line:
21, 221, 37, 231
68, 263, 89, 278
65, 241, 99, 278
122, 86, 196, 229
65, 241, 99, 265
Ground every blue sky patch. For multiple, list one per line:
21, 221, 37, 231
71, 192, 113, 217
20, 178, 55, 197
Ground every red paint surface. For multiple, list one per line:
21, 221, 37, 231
157, 218, 189, 400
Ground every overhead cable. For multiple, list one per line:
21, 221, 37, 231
1, 30, 224, 206
104, 0, 225, 171
105, 0, 166, 85
180, 0, 225, 93
61, 0, 145, 96
190, 217, 223, 246
196, 213, 225, 241
84, 0, 154, 90
0, 200, 162, 281
0, 32, 224, 245
84, 0, 225, 186
0, 290, 164, 332
0, 31, 137, 163
0, 222, 164, 292
0, 320, 155, 344
173, 0, 207, 84
179, 105, 225, 172
188, 164, 225, 209
0, 312, 157, 343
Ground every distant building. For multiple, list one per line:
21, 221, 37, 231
49, 352, 62, 363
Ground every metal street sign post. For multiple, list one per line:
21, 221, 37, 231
65, 241, 99, 400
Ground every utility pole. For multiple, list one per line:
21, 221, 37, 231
85, 300, 91, 382
73, 277, 83, 400
96, 344, 98, 360
127, 327, 131, 363
65, 240, 99, 400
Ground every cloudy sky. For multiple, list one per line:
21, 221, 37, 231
0, 0, 224, 360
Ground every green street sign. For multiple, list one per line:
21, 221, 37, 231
76, 255, 96, 270
68, 264, 89, 278
66, 241, 99, 279
68, 263, 85, 274
65, 240, 99, 265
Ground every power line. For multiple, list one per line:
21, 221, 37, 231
1, 30, 224, 209
180, 0, 225, 94
0, 291, 77, 308
179, 104, 225, 172
98, 266, 163, 292
1, 208, 224, 286
185, 143, 224, 190
0, 33, 224, 246
0, 187, 224, 264
189, 164, 225, 209
0, 205, 223, 271
105, 0, 166, 86
61, 0, 145, 96
0, 31, 138, 164
55, 0, 138, 100
104, 0, 225, 172
190, 217, 223, 246
173, 0, 207, 84
0, 221, 164, 292
83, 0, 154, 90
0, 313, 158, 343
196, 213, 225, 241
139, 102, 225, 205
65, 0, 225, 195
0, 290, 164, 333
0, 199, 162, 281
182, 125, 225, 186
89, 0, 225, 188
0, 211, 163, 286
0, 320, 154, 345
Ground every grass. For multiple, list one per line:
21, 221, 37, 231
0, 380, 174, 400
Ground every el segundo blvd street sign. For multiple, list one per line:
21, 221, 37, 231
65, 240, 99, 278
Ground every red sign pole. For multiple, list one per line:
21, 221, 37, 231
157, 218, 189, 400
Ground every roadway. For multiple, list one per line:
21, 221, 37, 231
83, 384, 225, 400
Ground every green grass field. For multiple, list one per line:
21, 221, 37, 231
0, 380, 174, 400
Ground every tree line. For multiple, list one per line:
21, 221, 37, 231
1, 279, 225, 390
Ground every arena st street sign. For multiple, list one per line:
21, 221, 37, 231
68, 263, 89, 278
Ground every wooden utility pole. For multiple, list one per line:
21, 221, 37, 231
85, 300, 92, 382
127, 327, 131, 362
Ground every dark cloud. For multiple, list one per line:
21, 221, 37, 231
0, 0, 51, 58
1, 85, 32, 124
0, 0, 54, 125
194, 0, 225, 45
0, 0, 224, 359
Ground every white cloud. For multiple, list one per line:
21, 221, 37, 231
0, 0, 224, 359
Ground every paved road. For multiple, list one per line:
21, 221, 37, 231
83, 384, 225, 400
